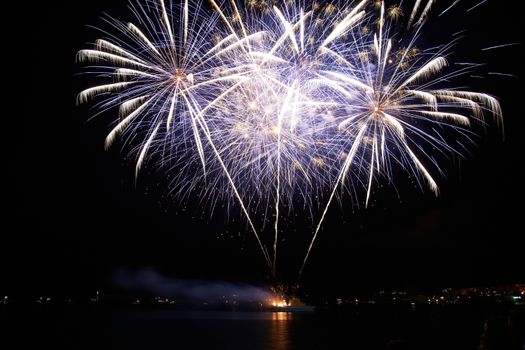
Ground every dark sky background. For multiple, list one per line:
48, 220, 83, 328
4, 0, 524, 299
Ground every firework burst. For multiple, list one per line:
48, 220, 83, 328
78, 0, 502, 279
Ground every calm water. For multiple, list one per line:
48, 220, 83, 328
3, 304, 524, 349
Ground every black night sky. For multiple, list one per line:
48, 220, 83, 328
4, 0, 524, 300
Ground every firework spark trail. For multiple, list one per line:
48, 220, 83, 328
466, 0, 487, 12
78, 0, 503, 280
482, 43, 520, 51
439, 0, 462, 17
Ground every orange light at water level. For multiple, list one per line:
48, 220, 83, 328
271, 299, 291, 308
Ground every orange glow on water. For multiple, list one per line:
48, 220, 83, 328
272, 312, 292, 321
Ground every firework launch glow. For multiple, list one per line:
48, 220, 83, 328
77, 0, 502, 279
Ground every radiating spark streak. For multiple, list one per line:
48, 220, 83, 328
321, 0, 366, 48
267, 11, 312, 56
290, 87, 300, 133
95, 39, 149, 64
159, 0, 175, 47
436, 95, 483, 118
338, 114, 362, 130
379, 39, 392, 84
320, 71, 374, 92
77, 50, 161, 72
77, 82, 135, 104
264, 76, 313, 100
454, 62, 480, 66
300, 8, 305, 53
408, 0, 423, 27
382, 39, 392, 68
378, 2, 384, 66
380, 128, 386, 166
165, 89, 179, 131
120, 95, 150, 116
452, 30, 467, 36
105, 96, 155, 149
200, 34, 236, 59
248, 51, 288, 63
407, 90, 438, 109
420, 111, 471, 125
229, 0, 251, 51
196, 81, 244, 118
273, 6, 300, 54
319, 47, 354, 68
214, 32, 265, 57
488, 72, 516, 78
466, 0, 488, 12
208, 0, 240, 40
404, 142, 439, 194
116, 68, 157, 79
396, 57, 448, 90
136, 122, 161, 178
184, 0, 189, 46
432, 90, 502, 119
383, 112, 405, 138
415, 0, 436, 27
127, 23, 162, 57
365, 133, 376, 207
273, 121, 282, 277
439, 0, 462, 17
312, 77, 355, 99
482, 43, 519, 51
180, 74, 247, 92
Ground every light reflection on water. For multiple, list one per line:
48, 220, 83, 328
270, 312, 293, 350
9, 306, 501, 350
272, 311, 292, 321
110, 310, 301, 349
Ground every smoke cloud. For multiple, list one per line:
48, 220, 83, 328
113, 267, 273, 303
